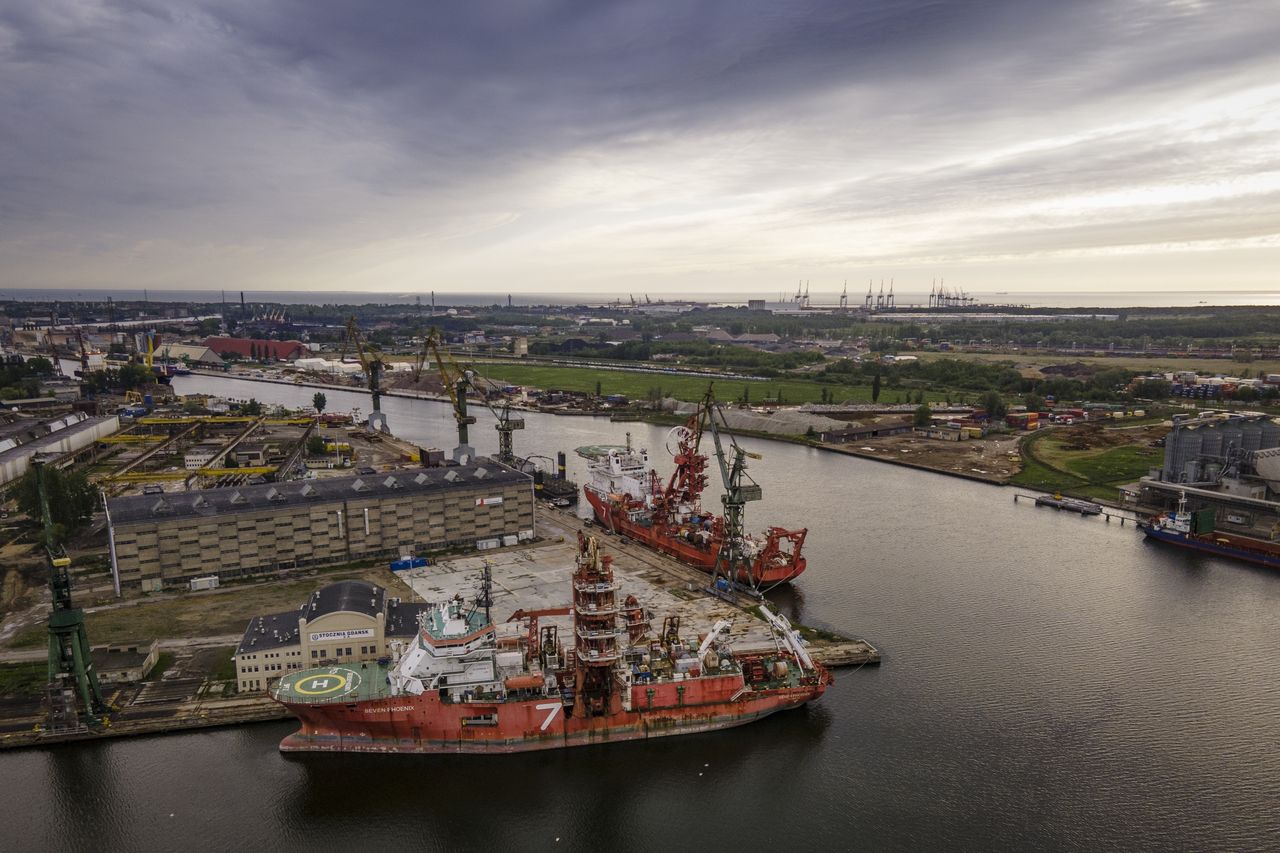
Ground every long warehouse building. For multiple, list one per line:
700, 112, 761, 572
105, 461, 535, 595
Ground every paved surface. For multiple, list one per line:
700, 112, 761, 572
400, 508, 782, 653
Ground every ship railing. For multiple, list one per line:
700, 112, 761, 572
575, 649, 621, 664
574, 605, 619, 616
573, 581, 617, 593
575, 626, 621, 640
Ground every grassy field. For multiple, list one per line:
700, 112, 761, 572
477, 362, 950, 405
916, 350, 1280, 377
0, 661, 46, 696
1011, 428, 1163, 501
5, 564, 416, 650
206, 646, 238, 682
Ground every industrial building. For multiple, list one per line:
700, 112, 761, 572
94, 641, 161, 684
105, 461, 535, 595
0, 412, 121, 486
234, 579, 429, 693
1125, 412, 1280, 540
202, 336, 309, 361
153, 343, 224, 366
1156, 413, 1280, 487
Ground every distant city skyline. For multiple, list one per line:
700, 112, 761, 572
2, 1, 1278, 294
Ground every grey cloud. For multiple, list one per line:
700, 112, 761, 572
1, 0, 1278, 291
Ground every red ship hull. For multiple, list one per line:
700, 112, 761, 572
584, 487, 806, 586
279, 669, 826, 755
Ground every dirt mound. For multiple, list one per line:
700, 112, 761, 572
1038, 362, 1095, 377
665, 400, 849, 435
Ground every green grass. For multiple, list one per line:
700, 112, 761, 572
915, 350, 1280, 377
1060, 445, 1161, 482
144, 652, 175, 681
1011, 429, 1159, 501
207, 646, 237, 682
479, 362, 949, 405
0, 661, 46, 696
1009, 453, 1086, 492
9, 625, 46, 650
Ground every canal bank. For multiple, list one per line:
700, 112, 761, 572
191, 367, 1027, 487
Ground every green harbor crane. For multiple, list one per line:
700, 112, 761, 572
36, 460, 106, 730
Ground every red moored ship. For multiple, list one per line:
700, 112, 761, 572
577, 401, 807, 588
270, 534, 830, 754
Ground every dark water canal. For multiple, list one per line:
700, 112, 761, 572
5, 376, 1278, 851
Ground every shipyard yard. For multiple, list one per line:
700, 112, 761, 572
0, 502, 876, 750
404, 507, 878, 665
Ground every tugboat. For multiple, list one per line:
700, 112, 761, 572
1139, 493, 1280, 570
577, 393, 807, 589
271, 533, 830, 754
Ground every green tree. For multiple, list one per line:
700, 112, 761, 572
241, 398, 263, 415
1233, 385, 1259, 401
871, 372, 882, 403
981, 390, 1007, 420
312, 392, 327, 413
1024, 393, 1045, 412
913, 403, 933, 428
1132, 379, 1172, 400
117, 362, 153, 390
595, 380, 602, 397
8, 467, 99, 543
306, 435, 327, 455
25, 356, 54, 375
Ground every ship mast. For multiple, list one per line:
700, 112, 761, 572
572, 533, 621, 717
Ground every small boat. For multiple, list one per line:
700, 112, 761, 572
1034, 494, 1103, 515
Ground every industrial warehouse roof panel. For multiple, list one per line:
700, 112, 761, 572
237, 608, 304, 654
306, 580, 384, 620
107, 460, 530, 525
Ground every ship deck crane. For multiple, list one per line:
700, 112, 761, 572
339, 316, 390, 433
697, 386, 764, 600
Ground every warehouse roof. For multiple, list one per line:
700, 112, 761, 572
237, 608, 302, 654
107, 460, 530, 526
307, 580, 383, 619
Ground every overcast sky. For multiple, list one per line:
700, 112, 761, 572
2, 0, 1278, 297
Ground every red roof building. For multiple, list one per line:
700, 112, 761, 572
202, 337, 309, 361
